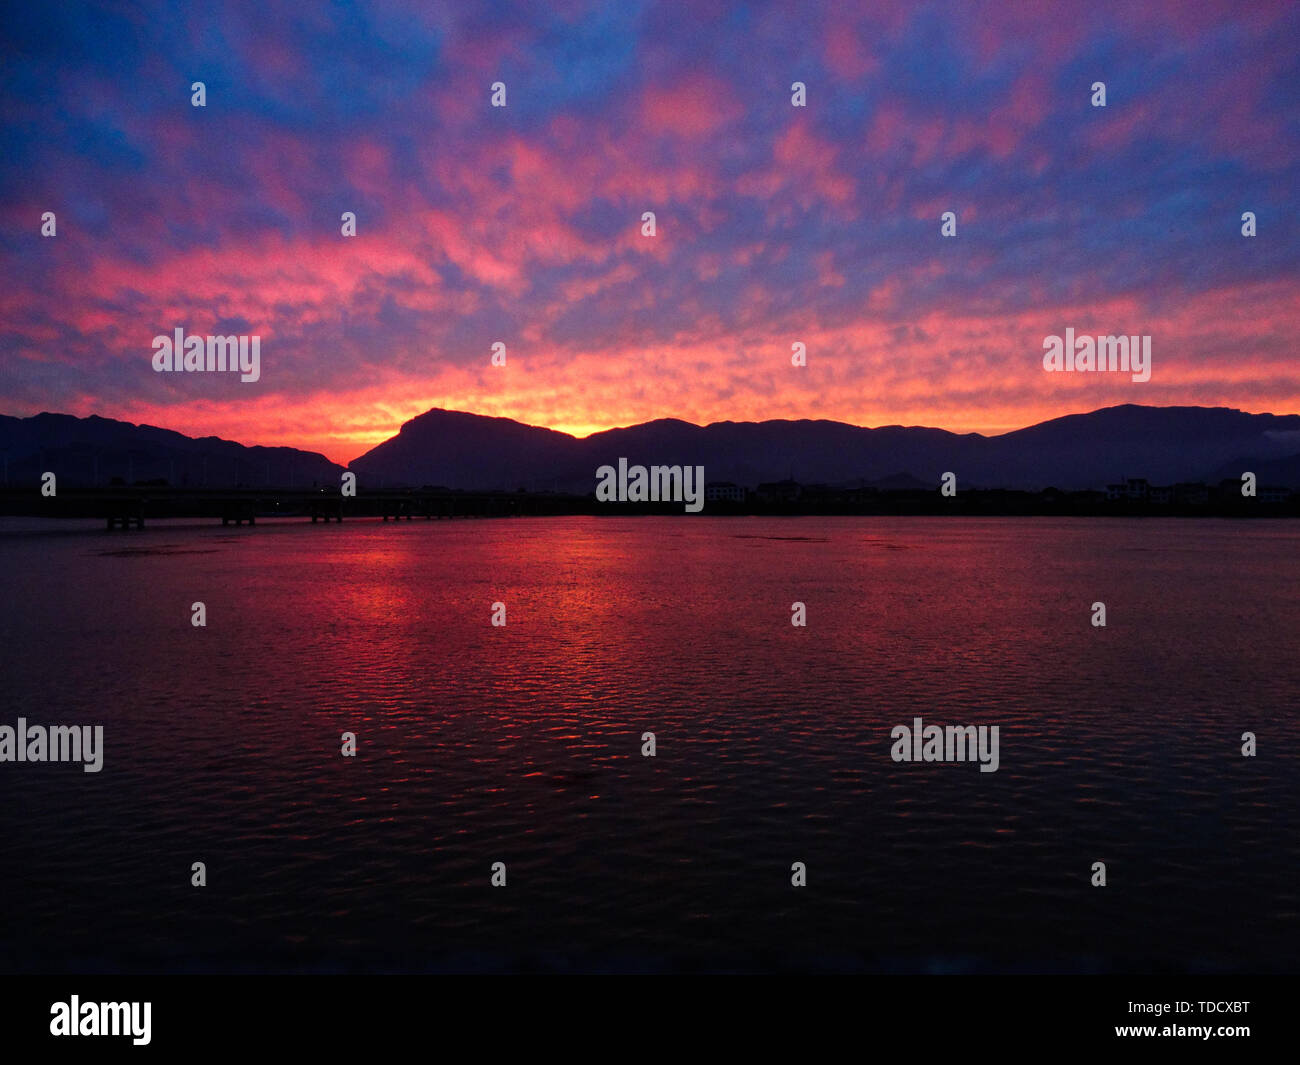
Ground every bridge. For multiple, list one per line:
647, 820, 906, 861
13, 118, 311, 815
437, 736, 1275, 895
0, 485, 592, 529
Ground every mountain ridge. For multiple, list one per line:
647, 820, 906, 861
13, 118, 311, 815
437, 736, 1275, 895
0, 411, 343, 488
3, 405, 1299, 493
348, 403, 1300, 493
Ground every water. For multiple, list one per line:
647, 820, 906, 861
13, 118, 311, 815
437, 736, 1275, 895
1, 516, 1297, 972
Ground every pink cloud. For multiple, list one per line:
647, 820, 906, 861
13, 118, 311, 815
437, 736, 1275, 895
640, 74, 742, 138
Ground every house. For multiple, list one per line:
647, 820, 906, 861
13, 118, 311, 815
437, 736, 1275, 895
755, 479, 803, 503
705, 481, 746, 503
1106, 478, 1150, 501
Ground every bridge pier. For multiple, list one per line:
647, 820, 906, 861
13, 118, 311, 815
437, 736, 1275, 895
309, 501, 343, 523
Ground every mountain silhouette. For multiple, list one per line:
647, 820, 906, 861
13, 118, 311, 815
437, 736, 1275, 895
3, 405, 1298, 494
348, 404, 1300, 492
0, 412, 343, 488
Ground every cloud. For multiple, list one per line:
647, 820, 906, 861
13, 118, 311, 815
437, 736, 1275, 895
0, 0, 1297, 463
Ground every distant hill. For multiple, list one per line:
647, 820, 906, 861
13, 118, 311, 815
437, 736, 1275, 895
4, 406, 1297, 495
1207, 451, 1300, 488
0, 412, 343, 488
347, 408, 583, 491
348, 404, 1300, 492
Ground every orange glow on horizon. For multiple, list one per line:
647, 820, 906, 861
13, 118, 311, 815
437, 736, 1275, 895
20, 387, 1298, 471
14, 273, 1293, 466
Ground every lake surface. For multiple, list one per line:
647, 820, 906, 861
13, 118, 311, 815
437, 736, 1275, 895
1, 516, 1297, 972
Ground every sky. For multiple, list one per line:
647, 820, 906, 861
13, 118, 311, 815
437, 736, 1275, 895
1, 0, 1297, 465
